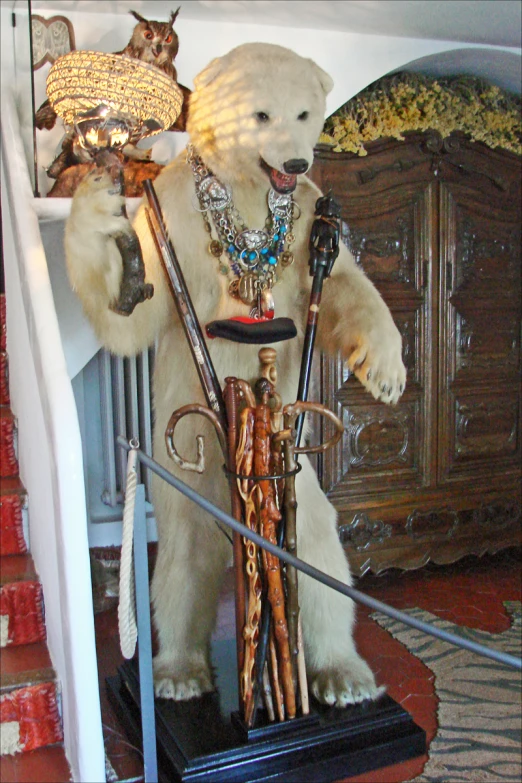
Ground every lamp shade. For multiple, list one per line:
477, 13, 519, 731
46, 50, 183, 135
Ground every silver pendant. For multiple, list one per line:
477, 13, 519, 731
235, 229, 268, 252
268, 188, 293, 218
197, 175, 232, 211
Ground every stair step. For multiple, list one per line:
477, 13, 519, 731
0, 407, 18, 479
1, 680, 63, 755
0, 554, 38, 585
1, 640, 53, 682
1, 572, 46, 647
1, 481, 28, 556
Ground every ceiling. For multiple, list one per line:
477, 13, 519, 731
23, 1, 522, 48
13, 0, 522, 92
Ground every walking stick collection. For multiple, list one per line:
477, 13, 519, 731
144, 180, 344, 727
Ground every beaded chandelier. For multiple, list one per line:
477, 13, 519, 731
46, 50, 183, 147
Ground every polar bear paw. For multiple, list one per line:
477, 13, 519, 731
347, 335, 407, 405
310, 660, 386, 707
153, 663, 214, 701
72, 166, 130, 236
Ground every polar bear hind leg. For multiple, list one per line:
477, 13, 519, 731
296, 457, 386, 706
150, 481, 231, 699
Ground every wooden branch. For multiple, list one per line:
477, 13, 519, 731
223, 378, 246, 698
255, 402, 296, 720
236, 406, 262, 725
269, 633, 285, 722
297, 611, 309, 715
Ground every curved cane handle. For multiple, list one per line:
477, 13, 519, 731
283, 400, 344, 455
165, 403, 227, 473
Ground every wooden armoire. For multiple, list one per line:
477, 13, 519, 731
309, 130, 521, 575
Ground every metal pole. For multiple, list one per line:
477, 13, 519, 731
117, 437, 522, 673
133, 484, 158, 783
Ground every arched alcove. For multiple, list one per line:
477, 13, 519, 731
388, 47, 521, 95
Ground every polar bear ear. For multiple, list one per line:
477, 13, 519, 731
193, 55, 224, 90
309, 60, 334, 96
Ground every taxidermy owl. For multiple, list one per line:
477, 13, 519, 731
36, 7, 190, 178
117, 8, 180, 79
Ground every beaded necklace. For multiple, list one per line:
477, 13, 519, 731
187, 145, 298, 318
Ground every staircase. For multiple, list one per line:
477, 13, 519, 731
0, 293, 72, 781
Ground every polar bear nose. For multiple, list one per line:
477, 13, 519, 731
283, 159, 309, 174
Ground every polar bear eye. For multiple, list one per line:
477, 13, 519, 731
297, 111, 309, 121
254, 111, 270, 123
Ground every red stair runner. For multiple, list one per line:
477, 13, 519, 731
0, 293, 69, 776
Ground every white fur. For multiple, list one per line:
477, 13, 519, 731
65, 43, 405, 706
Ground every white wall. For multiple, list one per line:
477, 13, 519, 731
13, 3, 520, 192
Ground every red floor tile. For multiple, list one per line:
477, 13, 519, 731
0, 743, 71, 782
92, 545, 520, 782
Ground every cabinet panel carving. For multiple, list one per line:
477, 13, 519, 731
454, 397, 519, 459
456, 312, 520, 373
406, 507, 459, 540
311, 134, 521, 574
342, 216, 412, 284
456, 220, 520, 297
473, 498, 521, 531
344, 409, 410, 468
339, 513, 392, 551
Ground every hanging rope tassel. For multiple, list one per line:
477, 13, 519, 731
118, 439, 139, 659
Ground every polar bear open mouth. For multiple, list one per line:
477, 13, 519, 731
259, 158, 298, 194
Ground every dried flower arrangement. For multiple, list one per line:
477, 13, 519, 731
319, 72, 521, 157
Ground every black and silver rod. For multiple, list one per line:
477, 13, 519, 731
143, 179, 227, 434
295, 192, 341, 446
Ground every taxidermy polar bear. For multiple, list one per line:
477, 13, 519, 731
65, 43, 406, 706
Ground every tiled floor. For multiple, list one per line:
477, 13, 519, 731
94, 545, 521, 783
0, 744, 72, 783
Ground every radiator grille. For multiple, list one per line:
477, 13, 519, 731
99, 348, 155, 506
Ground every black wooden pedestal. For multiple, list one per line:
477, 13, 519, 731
106, 640, 425, 782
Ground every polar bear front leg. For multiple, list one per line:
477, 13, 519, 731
65, 166, 172, 356
150, 487, 231, 700
296, 458, 385, 706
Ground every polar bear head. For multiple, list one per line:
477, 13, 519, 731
187, 43, 333, 193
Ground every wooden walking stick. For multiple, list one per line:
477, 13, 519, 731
224, 378, 247, 696
252, 194, 342, 721
255, 399, 296, 720
235, 406, 262, 724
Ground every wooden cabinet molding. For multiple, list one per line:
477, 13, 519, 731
309, 131, 521, 575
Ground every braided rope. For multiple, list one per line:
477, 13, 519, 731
118, 444, 139, 659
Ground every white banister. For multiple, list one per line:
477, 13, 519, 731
1, 87, 105, 783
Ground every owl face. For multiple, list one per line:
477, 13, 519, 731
127, 9, 180, 67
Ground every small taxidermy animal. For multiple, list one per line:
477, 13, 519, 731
116, 8, 181, 80
36, 8, 190, 178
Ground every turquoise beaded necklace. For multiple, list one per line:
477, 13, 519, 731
188, 145, 297, 317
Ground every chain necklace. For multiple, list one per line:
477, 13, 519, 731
187, 144, 298, 318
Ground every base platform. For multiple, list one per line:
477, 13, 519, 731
106, 640, 425, 782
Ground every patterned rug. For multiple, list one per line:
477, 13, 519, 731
372, 602, 522, 782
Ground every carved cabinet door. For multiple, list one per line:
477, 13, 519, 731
310, 134, 521, 573
437, 176, 521, 485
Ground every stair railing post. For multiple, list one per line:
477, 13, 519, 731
132, 483, 158, 783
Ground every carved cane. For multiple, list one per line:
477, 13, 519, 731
224, 378, 247, 699
255, 400, 296, 720
235, 406, 263, 724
